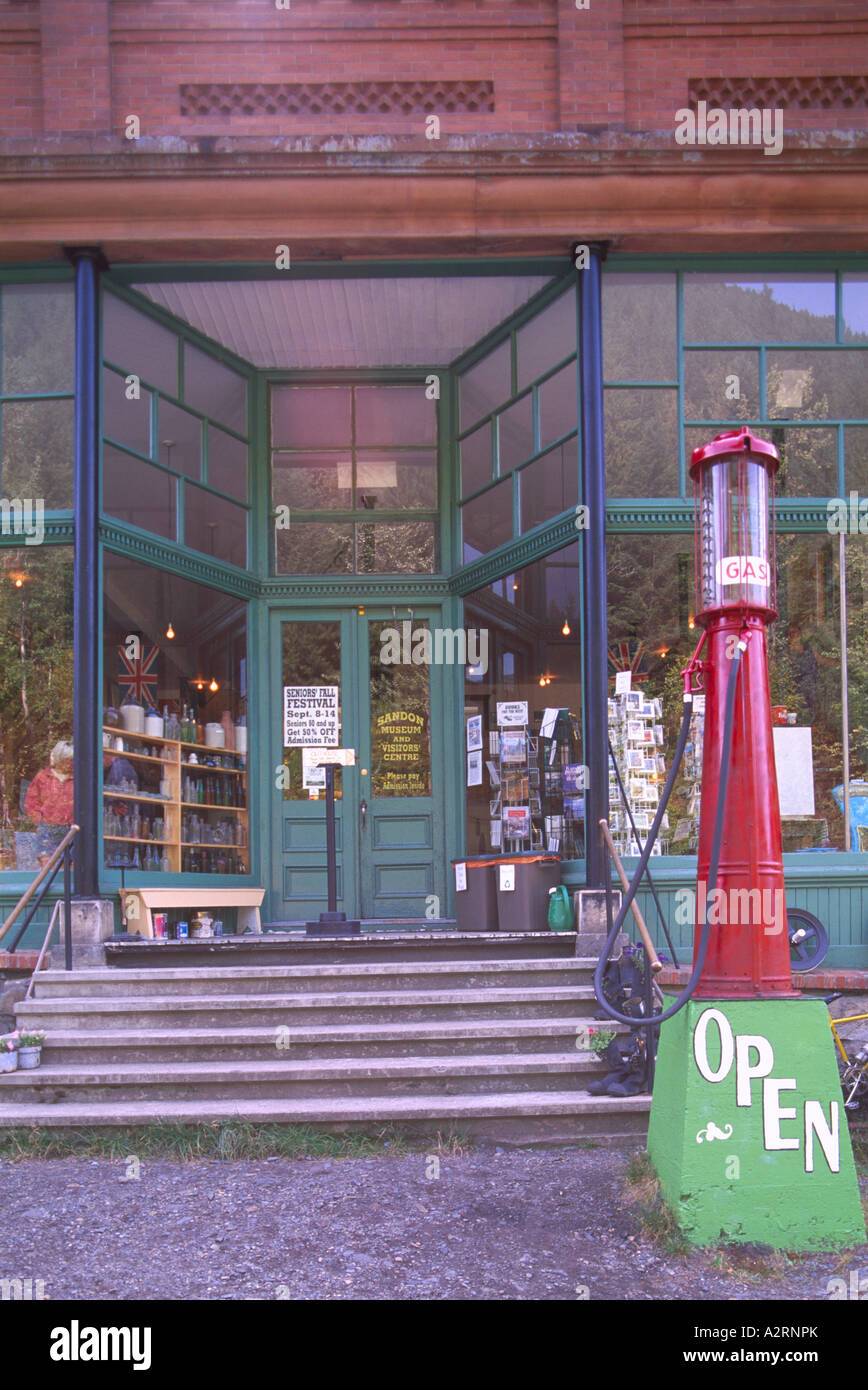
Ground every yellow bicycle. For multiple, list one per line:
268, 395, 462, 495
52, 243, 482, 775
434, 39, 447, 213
826, 992, 868, 1111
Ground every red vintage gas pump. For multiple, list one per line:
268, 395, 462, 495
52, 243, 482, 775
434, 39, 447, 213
596, 425, 865, 1249
688, 426, 797, 998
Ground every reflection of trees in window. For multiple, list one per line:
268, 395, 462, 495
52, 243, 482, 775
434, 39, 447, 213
369, 621, 431, 798
0, 548, 74, 838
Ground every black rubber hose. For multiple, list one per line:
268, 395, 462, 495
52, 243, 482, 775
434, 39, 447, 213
592, 638, 744, 1027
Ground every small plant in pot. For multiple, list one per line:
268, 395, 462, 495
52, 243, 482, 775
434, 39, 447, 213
0, 1032, 19, 1073
587, 1027, 623, 1068
16, 1030, 45, 1070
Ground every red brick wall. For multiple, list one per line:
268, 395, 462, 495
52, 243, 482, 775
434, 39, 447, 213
2, 0, 867, 142
623, 1, 868, 133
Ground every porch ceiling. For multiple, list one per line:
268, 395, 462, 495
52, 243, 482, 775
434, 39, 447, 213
135, 275, 554, 368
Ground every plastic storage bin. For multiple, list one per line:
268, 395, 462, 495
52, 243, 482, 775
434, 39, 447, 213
495, 853, 563, 932
452, 857, 499, 932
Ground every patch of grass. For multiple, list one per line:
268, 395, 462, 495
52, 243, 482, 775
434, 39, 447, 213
621, 1150, 691, 1256
850, 1125, 868, 1175
0, 1123, 475, 1163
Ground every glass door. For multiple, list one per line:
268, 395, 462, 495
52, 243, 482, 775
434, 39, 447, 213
355, 609, 446, 920
270, 612, 360, 923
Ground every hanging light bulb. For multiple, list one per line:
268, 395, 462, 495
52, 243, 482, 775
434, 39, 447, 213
545, 676, 552, 686
538, 676, 546, 687
14, 577, 23, 588
561, 620, 571, 636
165, 621, 175, 640
688, 615, 695, 630
209, 678, 219, 693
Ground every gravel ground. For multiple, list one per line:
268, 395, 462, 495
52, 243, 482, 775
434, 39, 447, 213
0, 1147, 865, 1302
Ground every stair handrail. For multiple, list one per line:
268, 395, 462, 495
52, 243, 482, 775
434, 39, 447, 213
22, 899, 63, 1001
0, 824, 79, 945
0, 825, 79, 972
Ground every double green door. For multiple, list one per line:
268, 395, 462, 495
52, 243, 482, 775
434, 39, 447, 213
269, 607, 447, 923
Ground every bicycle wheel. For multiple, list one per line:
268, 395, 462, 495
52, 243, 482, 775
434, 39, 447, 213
788, 908, 829, 971
839, 1059, 868, 1110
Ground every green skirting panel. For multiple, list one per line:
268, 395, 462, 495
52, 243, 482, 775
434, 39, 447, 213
647, 998, 866, 1250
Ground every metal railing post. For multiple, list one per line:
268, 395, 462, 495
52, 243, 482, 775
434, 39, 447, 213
64, 845, 73, 971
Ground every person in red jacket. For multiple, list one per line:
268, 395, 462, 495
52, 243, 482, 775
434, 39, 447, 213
24, 741, 74, 827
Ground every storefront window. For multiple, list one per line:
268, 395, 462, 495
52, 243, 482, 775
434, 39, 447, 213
464, 542, 582, 857
102, 290, 250, 565
458, 283, 579, 561
606, 535, 696, 856
606, 530, 858, 857
0, 283, 75, 509
272, 382, 439, 574
0, 547, 74, 870
682, 274, 836, 343
102, 554, 248, 876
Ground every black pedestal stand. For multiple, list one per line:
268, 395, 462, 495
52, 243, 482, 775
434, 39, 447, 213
305, 763, 361, 935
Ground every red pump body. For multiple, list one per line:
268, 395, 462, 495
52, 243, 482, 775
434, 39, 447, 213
688, 428, 797, 999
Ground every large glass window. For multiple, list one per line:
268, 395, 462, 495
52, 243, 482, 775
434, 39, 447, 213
0, 547, 74, 870
0, 283, 75, 509
464, 542, 582, 857
271, 382, 439, 574
458, 282, 579, 561
102, 554, 248, 877
102, 291, 250, 567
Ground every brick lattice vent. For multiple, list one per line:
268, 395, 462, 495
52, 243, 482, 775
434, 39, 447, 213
180, 80, 495, 118
688, 76, 868, 110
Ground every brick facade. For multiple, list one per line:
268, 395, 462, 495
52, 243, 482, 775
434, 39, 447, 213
0, 1, 865, 260
2, 0, 867, 142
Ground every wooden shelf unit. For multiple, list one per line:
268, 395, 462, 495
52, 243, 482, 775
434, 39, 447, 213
102, 726, 249, 875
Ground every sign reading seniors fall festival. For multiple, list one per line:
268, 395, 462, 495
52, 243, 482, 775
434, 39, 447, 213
284, 686, 339, 747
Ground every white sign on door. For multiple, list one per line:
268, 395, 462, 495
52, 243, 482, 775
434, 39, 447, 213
284, 685, 339, 747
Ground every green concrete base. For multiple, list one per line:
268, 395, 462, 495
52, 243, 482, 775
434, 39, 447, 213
647, 998, 866, 1250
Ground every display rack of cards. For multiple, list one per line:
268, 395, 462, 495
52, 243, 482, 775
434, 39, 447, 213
670, 692, 705, 852
491, 705, 536, 852
607, 689, 669, 857
538, 707, 585, 857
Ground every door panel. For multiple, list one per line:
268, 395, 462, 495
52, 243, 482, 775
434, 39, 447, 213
270, 607, 446, 924
270, 613, 359, 922
356, 611, 446, 920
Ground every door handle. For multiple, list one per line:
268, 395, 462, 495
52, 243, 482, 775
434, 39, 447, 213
360, 798, 367, 832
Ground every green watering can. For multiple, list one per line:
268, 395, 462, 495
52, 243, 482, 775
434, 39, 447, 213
547, 884, 573, 932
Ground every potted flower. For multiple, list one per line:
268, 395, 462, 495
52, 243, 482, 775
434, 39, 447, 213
0, 1032, 19, 1073
587, 1026, 623, 1069
17, 1030, 45, 1070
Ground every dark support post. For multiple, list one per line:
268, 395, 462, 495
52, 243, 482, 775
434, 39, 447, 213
305, 761, 360, 934
324, 764, 338, 915
578, 244, 610, 889
66, 247, 106, 900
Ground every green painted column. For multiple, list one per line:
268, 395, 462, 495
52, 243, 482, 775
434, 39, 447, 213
647, 998, 866, 1249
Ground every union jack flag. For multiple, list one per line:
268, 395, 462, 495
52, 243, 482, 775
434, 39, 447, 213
607, 639, 650, 687
117, 642, 160, 706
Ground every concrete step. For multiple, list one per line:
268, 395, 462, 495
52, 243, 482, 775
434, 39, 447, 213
32, 959, 595, 999
0, 1052, 611, 1102
38, 1017, 628, 1064
0, 1089, 651, 1145
103, 931, 580, 968
16, 985, 599, 1030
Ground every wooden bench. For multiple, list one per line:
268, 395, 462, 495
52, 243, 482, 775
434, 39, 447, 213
121, 888, 264, 938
